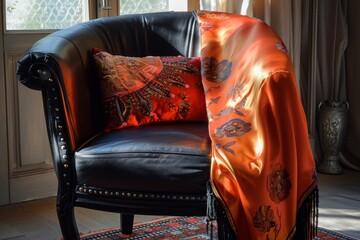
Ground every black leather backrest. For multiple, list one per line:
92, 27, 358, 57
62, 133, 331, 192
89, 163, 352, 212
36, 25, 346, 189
22, 11, 200, 148
88, 11, 200, 57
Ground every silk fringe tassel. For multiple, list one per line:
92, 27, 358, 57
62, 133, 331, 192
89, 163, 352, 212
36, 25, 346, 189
293, 185, 319, 240
206, 183, 319, 240
206, 182, 237, 240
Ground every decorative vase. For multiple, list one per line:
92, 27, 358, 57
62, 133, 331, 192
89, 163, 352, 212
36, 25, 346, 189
317, 100, 349, 174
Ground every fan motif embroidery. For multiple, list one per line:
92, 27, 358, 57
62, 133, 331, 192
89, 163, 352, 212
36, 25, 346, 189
94, 54, 201, 128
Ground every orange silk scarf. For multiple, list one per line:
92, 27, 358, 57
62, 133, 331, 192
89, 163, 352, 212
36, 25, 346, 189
198, 11, 318, 239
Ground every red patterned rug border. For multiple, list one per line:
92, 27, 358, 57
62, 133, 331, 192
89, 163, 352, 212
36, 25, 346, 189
80, 216, 358, 240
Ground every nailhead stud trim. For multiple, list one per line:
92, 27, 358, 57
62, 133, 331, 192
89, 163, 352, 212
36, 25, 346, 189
77, 185, 206, 201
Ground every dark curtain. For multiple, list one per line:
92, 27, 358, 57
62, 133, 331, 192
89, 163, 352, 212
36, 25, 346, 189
301, 0, 360, 170
316, 0, 347, 103
343, 0, 360, 170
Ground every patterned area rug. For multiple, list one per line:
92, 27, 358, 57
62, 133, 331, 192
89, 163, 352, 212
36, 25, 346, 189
81, 216, 358, 240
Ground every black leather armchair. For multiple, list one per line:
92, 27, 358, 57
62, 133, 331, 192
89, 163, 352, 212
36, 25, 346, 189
16, 11, 213, 239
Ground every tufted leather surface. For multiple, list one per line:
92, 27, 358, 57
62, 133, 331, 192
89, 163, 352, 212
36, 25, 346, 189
75, 123, 211, 194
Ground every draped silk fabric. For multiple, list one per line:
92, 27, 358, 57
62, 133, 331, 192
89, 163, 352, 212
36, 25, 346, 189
198, 11, 317, 239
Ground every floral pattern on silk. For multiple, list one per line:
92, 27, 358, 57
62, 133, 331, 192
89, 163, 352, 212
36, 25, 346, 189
267, 164, 292, 204
253, 205, 279, 233
202, 57, 232, 83
198, 11, 317, 239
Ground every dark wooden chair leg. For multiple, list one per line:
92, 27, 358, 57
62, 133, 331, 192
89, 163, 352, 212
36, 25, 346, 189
57, 191, 80, 240
121, 213, 134, 234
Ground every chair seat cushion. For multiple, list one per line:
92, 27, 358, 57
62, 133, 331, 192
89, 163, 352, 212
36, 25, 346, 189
75, 122, 211, 195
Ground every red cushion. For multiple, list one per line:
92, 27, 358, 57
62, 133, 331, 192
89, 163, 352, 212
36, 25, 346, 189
92, 50, 207, 131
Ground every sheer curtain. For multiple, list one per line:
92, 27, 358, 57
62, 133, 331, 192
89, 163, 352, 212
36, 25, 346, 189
199, 0, 360, 170
199, 0, 252, 15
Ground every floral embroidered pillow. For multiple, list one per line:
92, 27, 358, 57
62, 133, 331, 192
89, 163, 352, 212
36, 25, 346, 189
92, 50, 207, 131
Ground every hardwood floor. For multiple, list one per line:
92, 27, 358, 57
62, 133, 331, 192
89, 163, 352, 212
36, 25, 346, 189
0, 170, 359, 240
317, 170, 360, 239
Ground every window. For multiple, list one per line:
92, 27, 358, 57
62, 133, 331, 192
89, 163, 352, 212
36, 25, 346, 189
5, 0, 89, 30
119, 0, 187, 15
5, 0, 191, 30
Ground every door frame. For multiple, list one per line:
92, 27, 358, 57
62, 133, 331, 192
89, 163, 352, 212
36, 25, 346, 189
0, 0, 94, 205
0, 0, 9, 205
